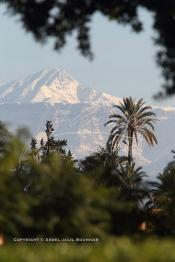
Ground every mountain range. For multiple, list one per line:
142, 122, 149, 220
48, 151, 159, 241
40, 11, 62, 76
0, 68, 175, 176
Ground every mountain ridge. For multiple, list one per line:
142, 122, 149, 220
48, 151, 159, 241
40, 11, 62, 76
0, 68, 174, 111
0, 68, 121, 106
0, 68, 175, 176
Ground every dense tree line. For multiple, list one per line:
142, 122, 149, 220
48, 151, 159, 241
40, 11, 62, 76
0, 97, 175, 240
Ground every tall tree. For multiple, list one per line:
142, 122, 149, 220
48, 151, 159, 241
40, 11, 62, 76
94, 145, 128, 187
80, 144, 127, 187
148, 163, 175, 235
116, 162, 147, 204
40, 121, 67, 161
105, 97, 157, 166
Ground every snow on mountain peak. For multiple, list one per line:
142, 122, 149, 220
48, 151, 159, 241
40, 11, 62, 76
0, 68, 82, 104
1, 68, 175, 175
0, 68, 121, 105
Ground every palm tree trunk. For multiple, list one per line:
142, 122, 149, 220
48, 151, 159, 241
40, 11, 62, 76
128, 130, 133, 167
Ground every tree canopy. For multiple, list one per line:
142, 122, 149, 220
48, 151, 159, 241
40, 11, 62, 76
1, 99, 175, 238
1, 0, 175, 97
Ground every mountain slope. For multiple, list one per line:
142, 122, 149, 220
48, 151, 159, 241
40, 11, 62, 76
0, 68, 174, 176
0, 68, 121, 105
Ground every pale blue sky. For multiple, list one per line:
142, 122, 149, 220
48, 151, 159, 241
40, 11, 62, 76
0, 6, 173, 106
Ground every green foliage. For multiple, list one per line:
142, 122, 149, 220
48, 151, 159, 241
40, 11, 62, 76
80, 149, 122, 191
148, 163, 175, 236
105, 97, 157, 165
2, 155, 141, 238
30, 121, 70, 163
0, 121, 142, 238
116, 162, 148, 203
24, 154, 111, 238
2, 238, 175, 262
0, 111, 174, 240
40, 120, 67, 160
0, 125, 33, 236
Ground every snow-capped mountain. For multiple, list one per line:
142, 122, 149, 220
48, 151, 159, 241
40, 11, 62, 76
0, 68, 175, 176
0, 68, 120, 105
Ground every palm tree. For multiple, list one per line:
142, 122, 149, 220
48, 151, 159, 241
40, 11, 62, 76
96, 144, 127, 169
105, 97, 157, 165
116, 162, 147, 203
149, 168, 175, 210
80, 144, 127, 186
147, 166, 175, 235
94, 145, 128, 186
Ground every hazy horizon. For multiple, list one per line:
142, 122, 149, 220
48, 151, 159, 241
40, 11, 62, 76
0, 6, 174, 106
